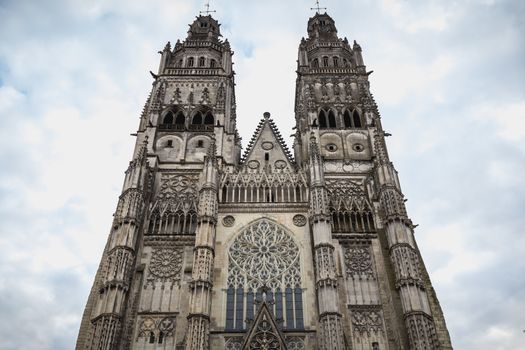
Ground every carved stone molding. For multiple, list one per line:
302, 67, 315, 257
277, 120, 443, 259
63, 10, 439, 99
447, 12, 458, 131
148, 248, 183, 281
292, 214, 307, 227
222, 215, 235, 227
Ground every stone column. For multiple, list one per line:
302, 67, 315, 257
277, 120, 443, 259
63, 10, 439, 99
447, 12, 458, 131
78, 140, 150, 350
186, 144, 218, 350
373, 132, 440, 350
308, 136, 346, 350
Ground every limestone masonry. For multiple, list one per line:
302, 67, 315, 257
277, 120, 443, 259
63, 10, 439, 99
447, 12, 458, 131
76, 12, 452, 350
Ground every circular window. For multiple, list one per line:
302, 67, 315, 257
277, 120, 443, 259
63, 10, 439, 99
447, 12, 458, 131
274, 160, 286, 169
223, 215, 235, 227
261, 142, 274, 150
325, 143, 338, 152
353, 143, 365, 152
248, 160, 260, 169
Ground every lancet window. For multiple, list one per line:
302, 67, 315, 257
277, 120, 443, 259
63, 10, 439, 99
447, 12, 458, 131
190, 110, 214, 131
220, 169, 308, 204
319, 109, 337, 129
343, 109, 363, 128
160, 110, 185, 130
226, 219, 304, 331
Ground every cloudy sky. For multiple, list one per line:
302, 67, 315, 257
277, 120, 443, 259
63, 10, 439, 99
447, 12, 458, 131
0, 0, 524, 349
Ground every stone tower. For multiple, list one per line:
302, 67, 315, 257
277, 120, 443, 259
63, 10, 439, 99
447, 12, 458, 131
76, 11, 452, 350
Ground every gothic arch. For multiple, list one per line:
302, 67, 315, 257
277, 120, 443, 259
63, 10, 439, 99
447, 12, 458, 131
225, 218, 304, 331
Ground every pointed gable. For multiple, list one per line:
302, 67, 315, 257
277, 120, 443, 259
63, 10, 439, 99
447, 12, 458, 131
242, 301, 287, 350
241, 112, 294, 169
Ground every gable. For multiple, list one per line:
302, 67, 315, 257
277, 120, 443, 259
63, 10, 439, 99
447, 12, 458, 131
242, 114, 294, 171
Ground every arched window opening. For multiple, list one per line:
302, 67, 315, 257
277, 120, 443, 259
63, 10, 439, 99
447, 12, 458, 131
158, 332, 164, 344
323, 56, 329, 67
148, 332, 155, 344
175, 111, 185, 125
198, 56, 205, 67
177, 59, 183, 67
328, 110, 337, 128
197, 140, 204, 148
166, 140, 173, 148
163, 112, 174, 124
187, 57, 194, 67
226, 219, 303, 331
319, 110, 328, 128
204, 112, 214, 125
343, 58, 348, 67
333, 56, 339, 67
352, 110, 362, 128
192, 112, 203, 125
312, 58, 319, 68
343, 110, 352, 128
210, 59, 216, 68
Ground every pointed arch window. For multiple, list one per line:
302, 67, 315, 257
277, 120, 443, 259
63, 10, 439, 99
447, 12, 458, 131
192, 111, 203, 125
226, 219, 303, 331
210, 59, 216, 68
163, 112, 174, 125
328, 110, 337, 128
174, 111, 185, 125
353, 110, 362, 128
333, 56, 339, 67
322, 56, 329, 67
187, 57, 194, 67
318, 110, 328, 128
203, 111, 214, 125
344, 110, 352, 128
312, 58, 319, 68
198, 56, 206, 67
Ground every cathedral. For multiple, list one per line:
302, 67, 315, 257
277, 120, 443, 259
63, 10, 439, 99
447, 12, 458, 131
76, 10, 452, 350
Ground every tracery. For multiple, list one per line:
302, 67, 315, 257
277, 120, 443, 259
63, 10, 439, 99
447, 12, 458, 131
226, 219, 304, 331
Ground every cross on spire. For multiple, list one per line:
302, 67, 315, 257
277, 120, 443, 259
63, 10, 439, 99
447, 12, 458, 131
311, 0, 327, 13
200, 1, 216, 16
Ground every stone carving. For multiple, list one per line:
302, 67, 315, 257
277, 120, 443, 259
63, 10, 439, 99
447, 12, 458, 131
286, 336, 305, 350
274, 160, 286, 169
249, 316, 280, 349
351, 309, 384, 334
292, 214, 307, 227
228, 219, 301, 290
170, 87, 182, 104
343, 245, 374, 277
137, 316, 176, 340
200, 87, 211, 104
225, 337, 243, 350
149, 248, 183, 280
248, 160, 260, 169
223, 215, 235, 227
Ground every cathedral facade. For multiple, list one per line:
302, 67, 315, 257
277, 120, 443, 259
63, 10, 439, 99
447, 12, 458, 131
76, 12, 452, 350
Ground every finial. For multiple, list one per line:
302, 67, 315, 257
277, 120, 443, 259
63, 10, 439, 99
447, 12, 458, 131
263, 112, 271, 119
200, 0, 216, 16
310, 0, 327, 14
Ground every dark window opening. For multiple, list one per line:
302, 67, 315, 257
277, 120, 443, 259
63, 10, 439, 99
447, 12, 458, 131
187, 57, 194, 67
328, 110, 337, 128
226, 286, 235, 329
177, 59, 183, 67
148, 332, 155, 344
210, 59, 216, 68
372, 342, 380, 350
333, 56, 339, 67
275, 289, 283, 323
197, 140, 204, 148
166, 140, 173, 148
204, 112, 214, 125
312, 58, 319, 68
163, 112, 174, 124
285, 287, 294, 329
158, 332, 164, 344
264, 153, 269, 161
352, 110, 362, 128
343, 58, 348, 66
344, 110, 352, 128
294, 288, 304, 329
198, 56, 205, 67
200, 21, 208, 28
323, 56, 329, 67
246, 289, 254, 322
319, 110, 327, 128
192, 112, 203, 124
175, 111, 185, 125
235, 287, 244, 330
